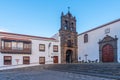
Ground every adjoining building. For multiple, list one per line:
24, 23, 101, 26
0, 11, 120, 69
0, 32, 61, 67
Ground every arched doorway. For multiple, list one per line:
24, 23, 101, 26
66, 50, 73, 63
102, 44, 114, 62
99, 35, 118, 63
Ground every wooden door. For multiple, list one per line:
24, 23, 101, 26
23, 56, 30, 64
53, 56, 58, 63
102, 44, 114, 62
39, 57, 45, 64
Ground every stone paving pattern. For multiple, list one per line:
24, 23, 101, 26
45, 63, 120, 79
0, 68, 115, 80
0, 64, 117, 80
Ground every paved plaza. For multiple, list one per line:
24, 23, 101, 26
0, 67, 115, 80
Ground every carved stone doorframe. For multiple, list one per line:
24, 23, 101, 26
98, 35, 118, 63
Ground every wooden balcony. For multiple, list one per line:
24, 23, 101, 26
0, 37, 32, 54
0, 48, 31, 54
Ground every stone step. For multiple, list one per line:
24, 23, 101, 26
1, 63, 120, 79
44, 63, 120, 79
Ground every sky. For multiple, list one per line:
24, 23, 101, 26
0, 0, 120, 37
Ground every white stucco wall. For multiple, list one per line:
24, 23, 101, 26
0, 37, 61, 69
78, 20, 120, 62
0, 54, 31, 67
31, 39, 61, 64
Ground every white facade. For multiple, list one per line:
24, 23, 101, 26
0, 32, 61, 70
31, 39, 61, 64
78, 19, 120, 63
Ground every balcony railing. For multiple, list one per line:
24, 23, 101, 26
0, 48, 31, 54
0, 37, 32, 54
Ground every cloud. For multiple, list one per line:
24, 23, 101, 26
0, 29, 7, 32
0, 26, 9, 32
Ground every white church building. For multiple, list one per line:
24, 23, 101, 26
78, 19, 120, 63
0, 11, 120, 69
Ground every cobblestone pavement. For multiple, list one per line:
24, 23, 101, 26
0, 69, 116, 80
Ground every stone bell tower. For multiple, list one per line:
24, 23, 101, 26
59, 9, 78, 63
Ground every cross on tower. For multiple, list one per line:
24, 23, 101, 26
68, 7, 70, 12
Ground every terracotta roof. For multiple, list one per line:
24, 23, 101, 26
1, 37, 31, 42
78, 18, 120, 35
0, 32, 56, 41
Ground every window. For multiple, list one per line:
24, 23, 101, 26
39, 44, 45, 51
17, 42, 23, 50
12, 41, 17, 50
64, 20, 68, 30
1, 39, 31, 54
105, 28, 110, 34
24, 43, 31, 50
4, 41, 12, 49
23, 56, 30, 64
39, 57, 45, 64
4, 56, 12, 65
71, 23, 74, 27
70, 27, 74, 31
65, 20, 68, 24
1, 40, 4, 49
84, 34, 88, 43
53, 45, 58, 52
64, 25, 67, 30
12, 41, 23, 50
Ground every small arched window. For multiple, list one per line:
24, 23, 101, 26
64, 25, 67, 30
64, 20, 68, 30
84, 34, 88, 43
70, 27, 73, 31
65, 20, 68, 25
71, 23, 74, 27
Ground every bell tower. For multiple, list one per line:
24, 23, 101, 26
59, 9, 78, 63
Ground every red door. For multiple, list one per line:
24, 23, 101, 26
53, 56, 58, 63
102, 44, 114, 62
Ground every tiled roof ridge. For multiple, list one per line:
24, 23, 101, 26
0, 31, 56, 41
